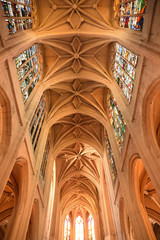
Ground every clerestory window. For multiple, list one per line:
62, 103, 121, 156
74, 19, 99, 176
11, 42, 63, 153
64, 215, 71, 240
40, 140, 50, 186
29, 96, 46, 151
117, 0, 148, 31
112, 42, 138, 102
1, 0, 33, 34
107, 91, 126, 151
105, 134, 117, 184
76, 216, 84, 240
88, 215, 95, 240
15, 44, 41, 103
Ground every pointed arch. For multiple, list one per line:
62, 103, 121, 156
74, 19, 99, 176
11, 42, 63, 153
129, 155, 160, 240
0, 158, 28, 240
143, 78, 160, 156
0, 87, 11, 159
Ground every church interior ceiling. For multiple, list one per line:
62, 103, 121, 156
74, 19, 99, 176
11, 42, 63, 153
33, 0, 116, 218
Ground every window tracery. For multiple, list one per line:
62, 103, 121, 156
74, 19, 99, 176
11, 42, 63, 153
64, 214, 71, 240
40, 140, 50, 186
76, 216, 84, 240
29, 96, 46, 151
1, 0, 32, 34
15, 44, 40, 103
116, 0, 148, 31
107, 91, 126, 151
88, 215, 95, 240
112, 43, 138, 102
106, 135, 117, 184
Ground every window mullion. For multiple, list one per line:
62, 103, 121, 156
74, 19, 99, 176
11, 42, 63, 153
31, 107, 44, 139
119, 13, 144, 18
115, 51, 136, 69
17, 53, 36, 70
4, 16, 32, 19
29, 99, 42, 128
19, 63, 38, 84
21, 70, 39, 94
33, 113, 45, 149
114, 60, 134, 80
112, 69, 133, 94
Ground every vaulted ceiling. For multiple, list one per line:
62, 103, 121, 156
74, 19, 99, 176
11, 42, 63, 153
36, 0, 115, 219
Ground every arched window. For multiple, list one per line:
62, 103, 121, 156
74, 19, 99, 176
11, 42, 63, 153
75, 216, 84, 240
1, 0, 32, 34
40, 140, 50, 186
107, 91, 126, 151
105, 133, 117, 184
64, 215, 71, 240
15, 44, 41, 103
29, 95, 46, 151
112, 43, 138, 102
88, 215, 95, 240
118, 0, 148, 31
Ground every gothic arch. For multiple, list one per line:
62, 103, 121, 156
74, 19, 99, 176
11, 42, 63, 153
47, 105, 107, 130
0, 87, 11, 159
129, 155, 160, 240
43, 73, 111, 90
0, 158, 28, 240
143, 78, 160, 156
59, 171, 100, 192
53, 138, 103, 160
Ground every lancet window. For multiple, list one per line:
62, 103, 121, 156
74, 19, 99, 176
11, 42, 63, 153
40, 140, 50, 186
88, 215, 95, 240
112, 43, 138, 102
118, 0, 148, 31
106, 135, 117, 184
76, 216, 84, 240
15, 44, 40, 103
29, 96, 46, 151
64, 215, 71, 240
107, 91, 126, 151
1, 0, 32, 34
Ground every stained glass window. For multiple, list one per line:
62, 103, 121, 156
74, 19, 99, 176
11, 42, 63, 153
88, 215, 95, 240
118, 0, 148, 31
106, 135, 117, 184
29, 96, 46, 151
112, 43, 138, 102
75, 216, 84, 240
1, 0, 32, 34
64, 215, 71, 240
40, 140, 50, 186
15, 44, 40, 103
107, 91, 126, 151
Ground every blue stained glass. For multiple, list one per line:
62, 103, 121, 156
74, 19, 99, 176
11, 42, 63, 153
1, 0, 32, 34
108, 91, 126, 151
112, 43, 138, 102
119, 0, 148, 31
106, 136, 117, 184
